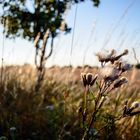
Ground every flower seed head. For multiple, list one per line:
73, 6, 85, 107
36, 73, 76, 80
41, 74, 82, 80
81, 73, 87, 87
130, 101, 140, 110
114, 61, 122, 69
121, 63, 132, 72
110, 49, 116, 56
123, 49, 129, 55
100, 66, 120, 81
113, 77, 128, 88
90, 74, 98, 86
86, 73, 93, 85
96, 50, 115, 63
81, 73, 98, 87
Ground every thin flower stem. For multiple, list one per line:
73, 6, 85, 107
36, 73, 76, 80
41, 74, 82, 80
83, 86, 89, 126
82, 80, 113, 140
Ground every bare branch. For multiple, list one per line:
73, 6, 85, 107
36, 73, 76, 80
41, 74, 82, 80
45, 36, 54, 61
39, 29, 49, 69
34, 32, 41, 69
34, 32, 40, 47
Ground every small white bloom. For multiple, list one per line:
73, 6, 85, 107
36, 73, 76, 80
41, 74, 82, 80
113, 77, 128, 88
131, 101, 140, 109
121, 62, 132, 72
45, 105, 54, 111
96, 49, 116, 63
100, 66, 120, 81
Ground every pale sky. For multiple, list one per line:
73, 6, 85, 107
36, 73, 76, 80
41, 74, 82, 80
0, 0, 140, 67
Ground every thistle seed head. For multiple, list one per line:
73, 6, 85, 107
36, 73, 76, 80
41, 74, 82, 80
110, 49, 116, 56
86, 73, 93, 85
123, 49, 129, 55
81, 73, 87, 87
121, 63, 132, 72
90, 74, 98, 86
96, 49, 116, 63
100, 66, 120, 81
130, 101, 140, 110
114, 61, 122, 69
113, 77, 128, 88
81, 73, 98, 87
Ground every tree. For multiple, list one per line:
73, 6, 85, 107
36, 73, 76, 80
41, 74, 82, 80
0, 0, 100, 90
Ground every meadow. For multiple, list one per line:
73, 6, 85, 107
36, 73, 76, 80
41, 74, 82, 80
0, 53, 140, 140
0, 0, 140, 139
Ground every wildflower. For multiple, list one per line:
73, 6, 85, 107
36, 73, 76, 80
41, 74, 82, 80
96, 49, 116, 64
130, 101, 140, 110
86, 73, 93, 85
100, 66, 120, 81
114, 61, 132, 72
113, 61, 122, 69
96, 49, 129, 66
113, 77, 128, 88
123, 49, 129, 55
81, 73, 87, 87
123, 100, 128, 115
81, 73, 98, 87
121, 62, 132, 72
45, 105, 54, 111
123, 101, 140, 116
111, 49, 129, 63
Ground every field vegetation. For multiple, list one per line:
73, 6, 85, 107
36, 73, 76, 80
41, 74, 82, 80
0, 50, 140, 140
0, 0, 140, 139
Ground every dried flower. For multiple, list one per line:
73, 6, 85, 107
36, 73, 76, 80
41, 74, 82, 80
113, 61, 122, 69
114, 61, 132, 71
81, 73, 98, 87
96, 49, 116, 64
90, 74, 98, 86
111, 49, 129, 63
130, 101, 140, 110
100, 66, 120, 81
96, 49, 129, 66
113, 77, 128, 88
123, 101, 140, 116
81, 73, 87, 87
86, 73, 93, 85
123, 49, 129, 55
121, 63, 132, 72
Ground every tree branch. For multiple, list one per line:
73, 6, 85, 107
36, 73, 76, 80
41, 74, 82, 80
34, 32, 40, 69
45, 36, 54, 61
39, 29, 49, 69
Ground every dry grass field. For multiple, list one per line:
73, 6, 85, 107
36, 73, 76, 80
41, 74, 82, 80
0, 64, 140, 140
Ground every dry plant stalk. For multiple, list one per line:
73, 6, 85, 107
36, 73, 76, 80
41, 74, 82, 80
132, 47, 139, 64
80, 49, 139, 140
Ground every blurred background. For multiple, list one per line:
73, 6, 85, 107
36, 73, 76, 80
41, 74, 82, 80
0, 0, 140, 67
0, 1, 140, 140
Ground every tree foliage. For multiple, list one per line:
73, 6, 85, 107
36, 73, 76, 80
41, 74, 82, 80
0, 0, 100, 90
0, 0, 100, 41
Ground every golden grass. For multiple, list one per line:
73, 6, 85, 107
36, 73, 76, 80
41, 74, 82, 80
0, 65, 140, 139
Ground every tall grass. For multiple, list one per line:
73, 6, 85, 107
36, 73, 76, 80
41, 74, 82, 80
0, 55, 140, 139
